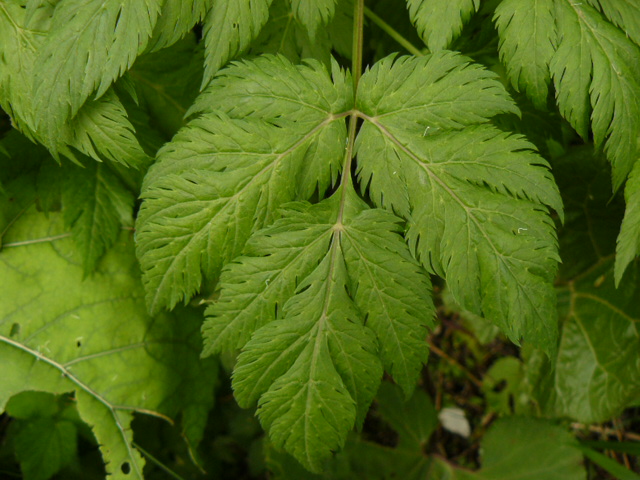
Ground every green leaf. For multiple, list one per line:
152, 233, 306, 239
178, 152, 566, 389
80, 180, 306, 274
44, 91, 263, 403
616, 160, 640, 284
585, 0, 640, 47
130, 38, 204, 138
202, 201, 337, 353
340, 209, 434, 395
0, 3, 149, 169
60, 160, 134, 275
554, 147, 640, 422
555, 259, 640, 423
494, 0, 557, 109
137, 55, 352, 314
202, 0, 273, 85
32, 0, 162, 149
551, 2, 640, 189
374, 381, 438, 450
576, 444, 640, 480
407, 0, 480, 51
291, 0, 337, 39
205, 182, 436, 469
0, 1, 51, 136
355, 53, 562, 353
250, 0, 332, 66
229, 195, 384, 472
496, 2, 640, 190
0, 210, 217, 479
147, 0, 211, 52
63, 91, 151, 168
12, 417, 77, 480
475, 417, 585, 480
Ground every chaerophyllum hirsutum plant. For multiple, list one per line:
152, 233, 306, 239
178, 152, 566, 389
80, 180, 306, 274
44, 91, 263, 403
137, 0, 564, 471
1, 0, 640, 478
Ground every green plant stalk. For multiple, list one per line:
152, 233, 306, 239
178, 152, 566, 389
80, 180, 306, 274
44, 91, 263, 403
336, 0, 365, 210
364, 6, 424, 56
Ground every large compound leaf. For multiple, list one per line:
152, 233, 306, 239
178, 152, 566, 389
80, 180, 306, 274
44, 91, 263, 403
202, 0, 273, 85
0, 210, 216, 480
137, 56, 352, 314
407, 0, 480, 51
355, 53, 562, 353
210, 188, 434, 470
32, 0, 161, 149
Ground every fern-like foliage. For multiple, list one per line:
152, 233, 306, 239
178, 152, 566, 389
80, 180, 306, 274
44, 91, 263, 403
202, 0, 273, 84
137, 51, 562, 468
355, 53, 562, 351
32, 0, 161, 151
494, 0, 640, 281
407, 0, 480, 51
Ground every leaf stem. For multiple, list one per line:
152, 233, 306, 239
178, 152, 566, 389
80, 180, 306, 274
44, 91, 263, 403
352, 0, 365, 88
364, 6, 424, 56
132, 442, 186, 480
336, 0, 366, 225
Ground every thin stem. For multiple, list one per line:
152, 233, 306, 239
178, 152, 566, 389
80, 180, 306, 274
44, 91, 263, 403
132, 442, 186, 480
364, 6, 424, 56
335, 0, 366, 224
352, 0, 365, 88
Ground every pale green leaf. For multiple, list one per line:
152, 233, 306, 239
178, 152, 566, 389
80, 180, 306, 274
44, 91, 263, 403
616, 160, 640, 284
290, 0, 337, 39
190, 55, 352, 127
32, 0, 162, 149
406, 0, 480, 51
60, 161, 134, 275
202, 0, 273, 85
494, 0, 557, 109
137, 56, 351, 314
356, 53, 562, 353
0, 210, 216, 480
147, 0, 212, 52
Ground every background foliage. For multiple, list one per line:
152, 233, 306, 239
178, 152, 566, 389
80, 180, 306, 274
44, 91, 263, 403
1, 0, 640, 478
